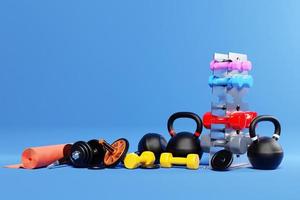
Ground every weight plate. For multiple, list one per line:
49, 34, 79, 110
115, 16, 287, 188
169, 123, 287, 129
70, 141, 93, 168
140, 164, 160, 169
87, 139, 105, 166
211, 150, 233, 171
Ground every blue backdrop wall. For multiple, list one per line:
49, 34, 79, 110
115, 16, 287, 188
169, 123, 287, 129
1, 0, 299, 153
1, 1, 300, 200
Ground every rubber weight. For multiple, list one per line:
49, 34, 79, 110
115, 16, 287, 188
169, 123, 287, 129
124, 151, 156, 169
160, 153, 199, 170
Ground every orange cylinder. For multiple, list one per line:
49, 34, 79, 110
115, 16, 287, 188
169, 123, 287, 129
6, 144, 71, 169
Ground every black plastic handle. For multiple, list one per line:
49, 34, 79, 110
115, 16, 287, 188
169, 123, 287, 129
249, 115, 281, 142
167, 112, 203, 138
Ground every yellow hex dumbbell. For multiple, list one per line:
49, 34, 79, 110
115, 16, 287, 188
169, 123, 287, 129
124, 151, 156, 169
160, 153, 199, 169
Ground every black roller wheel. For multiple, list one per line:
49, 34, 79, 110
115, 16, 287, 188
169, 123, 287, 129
103, 138, 129, 168
211, 150, 233, 171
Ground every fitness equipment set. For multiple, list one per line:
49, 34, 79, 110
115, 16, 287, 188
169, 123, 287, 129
6, 52, 284, 171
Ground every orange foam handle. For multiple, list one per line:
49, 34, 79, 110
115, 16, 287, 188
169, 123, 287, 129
6, 144, 68, 169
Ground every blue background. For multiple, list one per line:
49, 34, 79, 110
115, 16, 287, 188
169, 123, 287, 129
0, 0, 299, 199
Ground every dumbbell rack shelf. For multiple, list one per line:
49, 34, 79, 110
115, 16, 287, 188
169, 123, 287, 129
207, 52, 254, 170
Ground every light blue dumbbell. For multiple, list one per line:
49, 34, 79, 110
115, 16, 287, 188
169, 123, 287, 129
208, 75, 253, 88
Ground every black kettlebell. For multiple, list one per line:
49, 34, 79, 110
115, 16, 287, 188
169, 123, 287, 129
166, 112, 203, 158
70, 139, 106, 168
247, 115, 284, 170
138, 133, 167, 163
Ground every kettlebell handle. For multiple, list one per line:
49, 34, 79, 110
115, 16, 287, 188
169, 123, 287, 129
167, 112, 203, 138
249, 115, 281, 142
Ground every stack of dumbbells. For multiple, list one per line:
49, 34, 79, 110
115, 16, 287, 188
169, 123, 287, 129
201, 52, 257, 170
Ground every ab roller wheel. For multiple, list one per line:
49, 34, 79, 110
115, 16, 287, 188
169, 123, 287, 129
101, 138, 129, 168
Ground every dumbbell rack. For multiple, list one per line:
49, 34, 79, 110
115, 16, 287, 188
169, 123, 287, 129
208, 52, 253, 169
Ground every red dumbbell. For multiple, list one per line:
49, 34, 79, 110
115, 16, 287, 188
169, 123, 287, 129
203, 111, 257, 130
244, 111, 258, 127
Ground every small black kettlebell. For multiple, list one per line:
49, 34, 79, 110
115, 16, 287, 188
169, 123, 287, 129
247, 115, 284, 170
138, 133, 167, 163
166, 112, 203, 158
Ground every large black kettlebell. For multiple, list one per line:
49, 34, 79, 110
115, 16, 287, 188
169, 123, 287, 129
247, 115, 284, 170
166, 112, 203, 158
